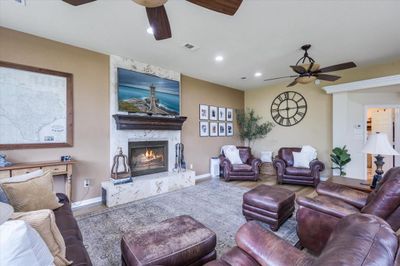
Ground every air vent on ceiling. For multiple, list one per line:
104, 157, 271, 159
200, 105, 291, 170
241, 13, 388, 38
14, 0, 27, 5
182, 43, 199, 51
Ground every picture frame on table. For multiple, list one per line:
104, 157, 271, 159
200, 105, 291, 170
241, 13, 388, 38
226, 122, 234, 136
218, 122, 226, 136
226, 108, 233, 121
210, 122, 218, 137
199, 121, 209, 137
209, 106, 218, 120
199, 104, 209, 120
218, 107, 226, 121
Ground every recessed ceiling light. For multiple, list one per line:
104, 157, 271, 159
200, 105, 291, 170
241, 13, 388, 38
146, 27, 154, 35
241, 77, 247, 80
215, 55, 224, 62
254, 72, 262, 77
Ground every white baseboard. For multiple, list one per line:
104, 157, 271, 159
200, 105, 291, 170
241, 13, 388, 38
195, 173, 211, 180
71, 196, 102, 210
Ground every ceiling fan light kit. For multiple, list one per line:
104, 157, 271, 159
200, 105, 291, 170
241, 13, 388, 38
264, 44, 357, 87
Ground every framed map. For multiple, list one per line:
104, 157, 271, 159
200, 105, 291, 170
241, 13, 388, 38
0, 61, 73, 149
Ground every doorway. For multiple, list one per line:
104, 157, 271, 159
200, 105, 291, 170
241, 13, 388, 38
365, 107, 400, 180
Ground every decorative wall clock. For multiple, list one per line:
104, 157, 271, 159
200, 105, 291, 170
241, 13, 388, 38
270, 91, 307, 127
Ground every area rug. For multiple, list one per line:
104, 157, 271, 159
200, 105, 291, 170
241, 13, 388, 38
76, 179, 299, 266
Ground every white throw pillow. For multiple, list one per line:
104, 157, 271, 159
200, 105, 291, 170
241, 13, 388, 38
301, 145, 317, 162
293, 152, 311, 168
224, 148, 243, 164
0, 202, 14, 225
0, 220, 54, 266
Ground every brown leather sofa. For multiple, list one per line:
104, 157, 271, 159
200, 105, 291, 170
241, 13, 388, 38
219, 146, 261, 181
205, 213, 400, 266
273, 147, 325, 187
296, 167, 400, 254
54, 193, 92, 266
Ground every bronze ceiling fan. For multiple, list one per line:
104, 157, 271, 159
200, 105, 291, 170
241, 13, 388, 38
62, 0, 243, 40
264, 44, 357, 87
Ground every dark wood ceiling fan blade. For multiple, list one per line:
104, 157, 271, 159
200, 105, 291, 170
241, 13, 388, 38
290, 65, 307, 74
287, 80, 298, 87
62, 0, 96, 6
186, 0, 243, 15
315, 74, 341, 81
264, 75, 298, 81
318, 62, 356, 73
146, 5, 172, 40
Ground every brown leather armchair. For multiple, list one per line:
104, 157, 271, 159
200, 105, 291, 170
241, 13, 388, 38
296, 167, 400, 255
205, 213, 400, 266
219, 146, 261, 181
273, 147, 325, 187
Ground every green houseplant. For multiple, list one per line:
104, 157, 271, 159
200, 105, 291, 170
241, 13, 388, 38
330, 146, 351, 176
236, 108, 274, 147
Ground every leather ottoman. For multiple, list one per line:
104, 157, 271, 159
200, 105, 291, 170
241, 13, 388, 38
121, 215, 217, 266
243, 185, 295, 231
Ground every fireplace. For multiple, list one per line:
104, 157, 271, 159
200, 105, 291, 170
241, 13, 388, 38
128, 141, 168, 176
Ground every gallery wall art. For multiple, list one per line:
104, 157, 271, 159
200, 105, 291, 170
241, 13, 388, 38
199, 104, 234, 137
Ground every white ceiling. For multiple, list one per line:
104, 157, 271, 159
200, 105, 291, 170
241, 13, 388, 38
1, 0, 400, 90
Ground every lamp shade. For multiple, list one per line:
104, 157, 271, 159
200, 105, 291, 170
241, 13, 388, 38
362, 133, 400, 156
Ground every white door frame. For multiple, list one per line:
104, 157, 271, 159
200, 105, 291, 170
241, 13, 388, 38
363, 104, 400, 179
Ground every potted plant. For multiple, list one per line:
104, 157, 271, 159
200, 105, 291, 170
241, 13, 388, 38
330, 146, 351, 176
236, 108, 274, 147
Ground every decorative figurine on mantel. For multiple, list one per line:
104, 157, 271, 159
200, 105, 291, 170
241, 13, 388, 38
111, 147, 132, 185
173, 143, 186, 172
0, 153, 12, 167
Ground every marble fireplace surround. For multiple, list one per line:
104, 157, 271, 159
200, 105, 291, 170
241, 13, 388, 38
109, 55, 182, 170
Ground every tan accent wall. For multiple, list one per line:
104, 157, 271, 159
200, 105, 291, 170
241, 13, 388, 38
0, 27, 110, 202
181, 76, 244, 175
245, 59, 400, 176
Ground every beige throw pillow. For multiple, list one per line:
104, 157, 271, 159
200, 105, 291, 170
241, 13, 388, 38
0, 171, 63, 212
11, 209, 72, 266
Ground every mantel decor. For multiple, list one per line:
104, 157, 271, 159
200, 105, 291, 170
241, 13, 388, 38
113, 114, 187, 130
0, 61, 73, 150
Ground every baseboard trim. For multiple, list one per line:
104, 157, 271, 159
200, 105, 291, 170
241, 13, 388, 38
71, 196, 102, 210
195, 173, 211, 180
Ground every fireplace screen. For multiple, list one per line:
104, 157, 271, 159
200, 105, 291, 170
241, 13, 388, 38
128, 141, 168, 176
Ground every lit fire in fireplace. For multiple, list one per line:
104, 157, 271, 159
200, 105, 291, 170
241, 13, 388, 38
145, 148, 157, 160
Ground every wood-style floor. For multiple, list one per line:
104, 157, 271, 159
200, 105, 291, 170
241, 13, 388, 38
74, 174, 316, 216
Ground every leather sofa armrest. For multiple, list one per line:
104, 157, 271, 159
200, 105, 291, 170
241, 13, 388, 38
219, 155, 232, 171
273, 157, 286, 183
247, 157, 261, 173
296, 196, 359, 219
235, 221, 313, 266
316, 181, 368, 209
309, 159, 325, 174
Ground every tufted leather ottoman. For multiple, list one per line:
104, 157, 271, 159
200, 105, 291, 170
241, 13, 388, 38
121, 215, 217, 266
243, 185, 295, 231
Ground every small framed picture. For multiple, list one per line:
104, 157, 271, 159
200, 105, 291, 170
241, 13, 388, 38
199, 121, 209, 137
199, 104, 209, 120
210, 106, 218, 120
218, 122, 226, 136
218, 107, 226, 121
226, 122, 233, 136
210, 122, 218, 137
226, 108, 233, 121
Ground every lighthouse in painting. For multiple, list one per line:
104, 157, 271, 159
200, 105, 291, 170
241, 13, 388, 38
148, 84, 157, 113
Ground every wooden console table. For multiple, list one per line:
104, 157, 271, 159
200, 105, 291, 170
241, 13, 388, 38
0, 160, 76, 199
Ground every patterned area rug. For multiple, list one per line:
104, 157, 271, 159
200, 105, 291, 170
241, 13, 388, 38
76, 179, 299, 266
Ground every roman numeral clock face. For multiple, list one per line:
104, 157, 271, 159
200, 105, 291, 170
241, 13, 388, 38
270, 91, 307, 127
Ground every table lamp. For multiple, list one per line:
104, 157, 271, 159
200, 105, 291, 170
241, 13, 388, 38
362, 132, 399, 188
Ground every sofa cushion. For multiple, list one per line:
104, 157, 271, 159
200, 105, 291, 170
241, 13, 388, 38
0, 171, 62, 212
232, 164, 253, 172
11, 209, 71, 266
285, 166, 312, 176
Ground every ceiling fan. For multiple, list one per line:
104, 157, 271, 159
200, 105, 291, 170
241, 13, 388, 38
62, 0, 243, 40
264, 44, 357, 87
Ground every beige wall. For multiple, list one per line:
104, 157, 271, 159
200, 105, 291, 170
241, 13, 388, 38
245, 59, 400, 176
0, 27, 110, 202
181, 76, 244, 175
